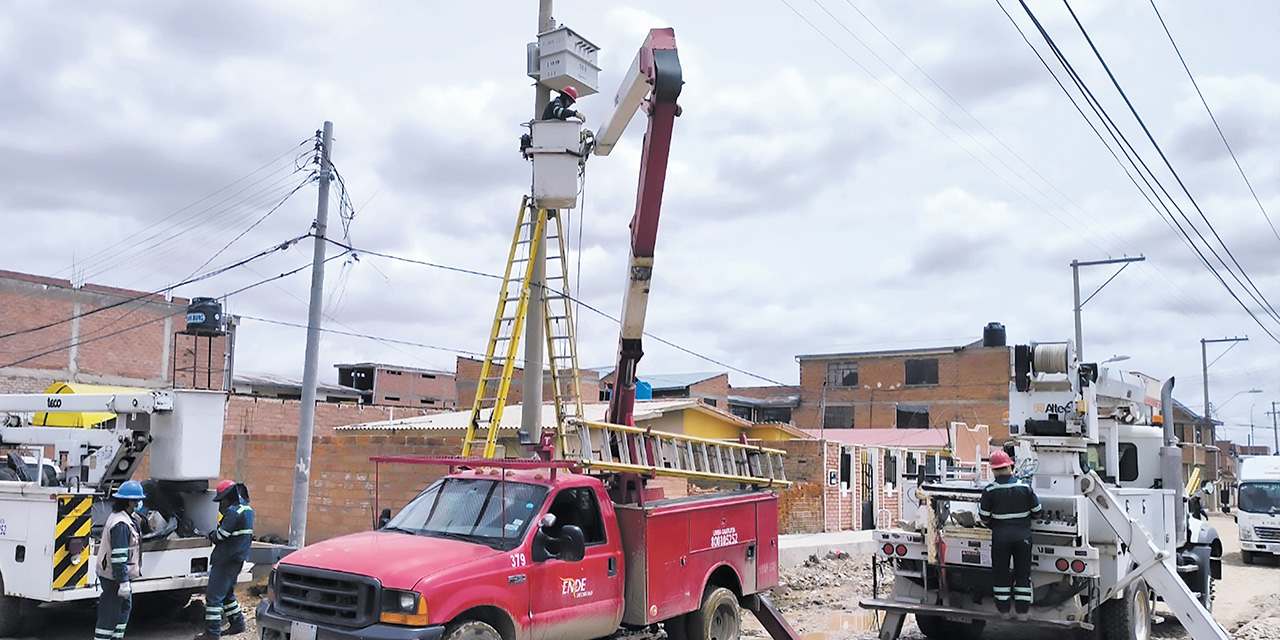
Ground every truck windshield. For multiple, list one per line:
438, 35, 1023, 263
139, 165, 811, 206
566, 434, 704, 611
383, 477, 548, 550
1239, 482, 1280, 514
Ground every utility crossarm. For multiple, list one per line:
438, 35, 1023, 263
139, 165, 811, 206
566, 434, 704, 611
0, 391, 173, 415
593, 27, 683, 427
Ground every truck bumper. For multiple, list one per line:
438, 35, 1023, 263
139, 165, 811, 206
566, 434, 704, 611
256, 601, 445, 640
1241, 540, 1280, 554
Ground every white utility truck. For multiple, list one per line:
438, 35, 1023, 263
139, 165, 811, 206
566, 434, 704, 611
0, 387, 248, 635
1236, 455, 1280, 564
862, 341, 1227, 640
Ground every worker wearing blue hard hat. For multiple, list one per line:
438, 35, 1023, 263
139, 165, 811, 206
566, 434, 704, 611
95, 480, 146, 640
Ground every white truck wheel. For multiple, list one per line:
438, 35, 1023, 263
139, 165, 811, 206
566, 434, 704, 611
687, 587, 740, 640
444, 620, 502, 640
1098, 579, 1151, 640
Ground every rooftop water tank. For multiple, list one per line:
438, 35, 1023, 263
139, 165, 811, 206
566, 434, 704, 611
185, 298, 224, 336
983, 322, 1006, 347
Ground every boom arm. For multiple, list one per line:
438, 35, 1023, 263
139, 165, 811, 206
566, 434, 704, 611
597, 28, 682, 426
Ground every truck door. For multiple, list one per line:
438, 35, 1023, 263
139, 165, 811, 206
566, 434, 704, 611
527, 486, 624, 640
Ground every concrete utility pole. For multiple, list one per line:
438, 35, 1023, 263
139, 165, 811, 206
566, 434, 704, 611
1070, 256, 1144, 361
1272, 402, 1279, 455
289, 121, 333, 549
522, 0, 554, 435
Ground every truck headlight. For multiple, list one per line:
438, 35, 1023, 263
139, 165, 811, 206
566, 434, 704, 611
1241, 525, 1254, 541
266, 568, 277, 603
379, 589, 428, 626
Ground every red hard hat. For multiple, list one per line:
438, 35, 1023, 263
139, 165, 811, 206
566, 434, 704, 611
214, 479, 237, 501
990, 450, 1014, 470
561, 86, 578, 101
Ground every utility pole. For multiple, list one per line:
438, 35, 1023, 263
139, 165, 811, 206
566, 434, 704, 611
1200, 336, 1249, 423
521, 0, 554, 437
1272, 402, 1279, 456
1070, 256, 1144, 361
289, 121, 333, 549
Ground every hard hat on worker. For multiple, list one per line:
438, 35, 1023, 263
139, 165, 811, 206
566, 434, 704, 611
214, 479, 238, 502
113, 480, 146, 500
560, 86, 578, 101
990, 450, 1014, 470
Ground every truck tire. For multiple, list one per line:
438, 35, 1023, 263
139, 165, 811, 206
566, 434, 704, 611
915, 614, 985, 640
1098, 579, 1151, 640
0, 572, 20, 637
687, 587, 740, 640
1241, 550, 1256, 565
444, 620, 502, 640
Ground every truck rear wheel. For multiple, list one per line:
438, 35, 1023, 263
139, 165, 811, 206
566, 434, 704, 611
687, 587, 740, 640
0, 572, 20, 637
914, 614, 985, 640
445, 620, 502, 640
1098, 579, 1150, 640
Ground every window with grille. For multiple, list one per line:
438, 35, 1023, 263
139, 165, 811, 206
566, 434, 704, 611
896, 404, 929, 429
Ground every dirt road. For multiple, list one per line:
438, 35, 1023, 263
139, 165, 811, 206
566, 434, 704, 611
12, 513, 1280, 640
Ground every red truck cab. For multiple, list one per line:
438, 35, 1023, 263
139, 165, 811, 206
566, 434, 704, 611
256, 467, 780, 640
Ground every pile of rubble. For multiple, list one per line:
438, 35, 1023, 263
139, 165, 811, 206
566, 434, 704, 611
774, 551, 886, 608
1232, 593, 1280, 640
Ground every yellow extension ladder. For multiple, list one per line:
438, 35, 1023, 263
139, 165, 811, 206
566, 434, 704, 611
463, 197, 788, 487
463, 197, 584, 458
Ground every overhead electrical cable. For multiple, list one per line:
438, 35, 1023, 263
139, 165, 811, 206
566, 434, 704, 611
1057, 0, 1280, 324
1005, 0, 1280, 343
1147, 0, 1280, 244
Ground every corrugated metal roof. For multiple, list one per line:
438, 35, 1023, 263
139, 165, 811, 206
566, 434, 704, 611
804, 428, 950, 449
233, 372, 361, 397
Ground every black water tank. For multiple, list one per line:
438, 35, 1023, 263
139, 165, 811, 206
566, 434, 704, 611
983, 322, 1006, 347
185, 298, 224, 335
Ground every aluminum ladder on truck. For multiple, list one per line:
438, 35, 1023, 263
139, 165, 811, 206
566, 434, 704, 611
562, 418, 790, 486
462, 196, 585, 458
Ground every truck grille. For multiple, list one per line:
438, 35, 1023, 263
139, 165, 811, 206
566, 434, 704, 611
275, 566, 378, 627
1256, 527, 1280, 542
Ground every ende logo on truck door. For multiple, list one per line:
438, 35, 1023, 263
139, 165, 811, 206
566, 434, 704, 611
561, 577, 593, 598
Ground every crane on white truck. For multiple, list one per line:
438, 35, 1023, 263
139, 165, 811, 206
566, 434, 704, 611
862, 341, 1229, 640
0, 387, 250, 636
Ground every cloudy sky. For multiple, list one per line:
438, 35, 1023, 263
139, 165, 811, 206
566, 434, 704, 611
2, 1, 1277, 444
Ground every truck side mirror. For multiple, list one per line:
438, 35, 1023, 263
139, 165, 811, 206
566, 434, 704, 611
558, 525, 586, 562
377, 507, 392, 529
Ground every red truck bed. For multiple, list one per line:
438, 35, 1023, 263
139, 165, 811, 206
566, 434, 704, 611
614, 489, 780, 626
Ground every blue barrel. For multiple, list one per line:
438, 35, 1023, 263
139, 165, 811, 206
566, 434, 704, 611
185, 298, 224, 335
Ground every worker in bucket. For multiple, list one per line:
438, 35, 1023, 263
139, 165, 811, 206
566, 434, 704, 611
979, 450, 1042, 620
541, 86, 586, 123
195, 480, 254, 639
95, 480, 145, 640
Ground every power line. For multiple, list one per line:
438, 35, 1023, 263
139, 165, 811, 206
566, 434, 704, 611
1148, 0, 1280, 245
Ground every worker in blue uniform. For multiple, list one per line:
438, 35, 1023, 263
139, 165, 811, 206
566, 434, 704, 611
96, 480, 145, 640
979, 450, 1041, 620
195, 480, 254, 639
541, 86, 586, 123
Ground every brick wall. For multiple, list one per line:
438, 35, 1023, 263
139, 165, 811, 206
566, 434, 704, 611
218, 432, 462, 543
369, 367, 457, 409
796, 346, 1012, 440
224, 395, 430, 436
0, 270, 190, 388
774, 439, 834, 533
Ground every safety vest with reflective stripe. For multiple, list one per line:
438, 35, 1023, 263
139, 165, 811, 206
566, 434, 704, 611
209, 503, 254, 565
978, 475, 1041, 541
96, 510, 141, 581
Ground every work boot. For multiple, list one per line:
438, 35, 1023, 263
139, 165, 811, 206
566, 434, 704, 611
225, 616, 247, 635
193, 631, 221, 640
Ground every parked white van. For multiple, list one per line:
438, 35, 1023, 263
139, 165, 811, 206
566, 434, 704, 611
1237, 456, 1280, 564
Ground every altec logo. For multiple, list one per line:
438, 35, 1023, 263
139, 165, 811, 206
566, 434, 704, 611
1037, 402, 1073, 414
561, 577, 593, 598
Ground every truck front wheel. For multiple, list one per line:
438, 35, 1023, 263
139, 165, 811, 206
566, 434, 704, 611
687, 587, 740, 640
445, 620, 502, 640
1241, 550, 1256, 565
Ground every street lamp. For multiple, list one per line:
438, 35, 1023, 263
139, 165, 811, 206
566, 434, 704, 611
1213, 388, 1263, 419
1101, 355, 1130, 365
